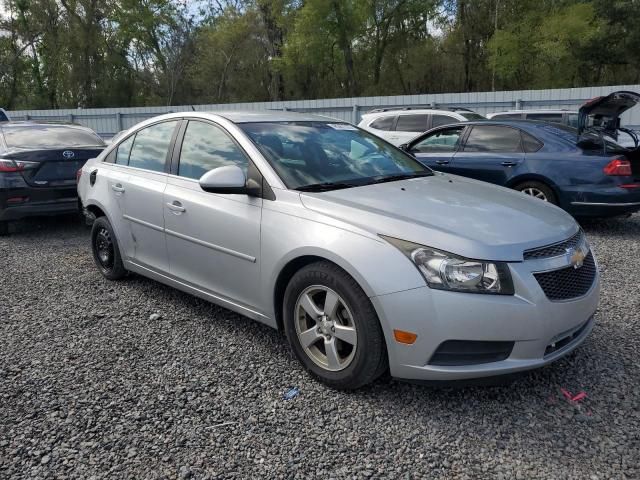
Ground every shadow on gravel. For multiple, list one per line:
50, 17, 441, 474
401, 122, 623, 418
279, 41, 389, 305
579, 213, 640, 236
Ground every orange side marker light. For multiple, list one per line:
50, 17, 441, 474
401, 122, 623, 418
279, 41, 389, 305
393, 329, 417, 345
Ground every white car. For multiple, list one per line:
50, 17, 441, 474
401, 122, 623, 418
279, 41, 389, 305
487, 109, 580, 128
358, 108, 485, 146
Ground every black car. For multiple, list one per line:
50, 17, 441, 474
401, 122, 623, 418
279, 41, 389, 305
0, 122, 105, 235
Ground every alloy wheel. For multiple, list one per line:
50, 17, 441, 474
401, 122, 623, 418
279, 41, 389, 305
522, 187, 548, 201
294, 285, 358, 372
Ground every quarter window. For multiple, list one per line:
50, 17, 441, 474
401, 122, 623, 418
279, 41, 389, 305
178, 121, 249, 180
395, 114, 429, 133
463, 126, 523, 153
128, 121, 178, 172
369, 116, 395, 131
115, 135, 134, 165
522, 131, 543, 153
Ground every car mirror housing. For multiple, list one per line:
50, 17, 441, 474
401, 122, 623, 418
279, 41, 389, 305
199, 165, 259, 196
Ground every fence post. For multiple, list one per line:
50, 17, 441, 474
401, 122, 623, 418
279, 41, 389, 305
352, 104, 359, 124
515, 99, 522, 110
68, 114, 74, 124
116, 112, 123, 132
25, 114, 30, 120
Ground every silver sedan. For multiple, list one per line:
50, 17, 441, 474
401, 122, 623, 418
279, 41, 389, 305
78, 111, 599, 389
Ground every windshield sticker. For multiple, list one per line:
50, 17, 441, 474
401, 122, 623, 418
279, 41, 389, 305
327, 123, 358, 131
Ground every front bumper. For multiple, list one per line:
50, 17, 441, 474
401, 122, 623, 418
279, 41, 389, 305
371, 256, 600, 381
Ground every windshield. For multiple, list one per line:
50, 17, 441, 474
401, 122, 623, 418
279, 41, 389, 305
2, 125, 105, 148
461, 112, 485, 121
239, 121, 431, 190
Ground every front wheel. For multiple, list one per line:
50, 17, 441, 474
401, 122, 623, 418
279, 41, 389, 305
91, 216, 127, 280
514, 181, 558, 205
283, 261, 387, 390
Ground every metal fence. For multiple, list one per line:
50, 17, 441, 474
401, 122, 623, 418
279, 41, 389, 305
7, 84, 640, 138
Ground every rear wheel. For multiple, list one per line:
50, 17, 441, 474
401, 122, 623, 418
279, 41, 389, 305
514, 181, 557, 205
0, 221, 9, 236
283, 261, 387, 390
91, 216, 126, 280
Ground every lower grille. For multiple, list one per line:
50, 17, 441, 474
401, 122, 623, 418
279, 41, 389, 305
533, 252, 596, 301
429, 340, 514, 366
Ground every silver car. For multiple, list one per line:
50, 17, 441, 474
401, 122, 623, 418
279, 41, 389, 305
78, 111, 599, 389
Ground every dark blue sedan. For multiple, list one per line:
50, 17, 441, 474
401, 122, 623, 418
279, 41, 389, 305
401, 119, 640, 218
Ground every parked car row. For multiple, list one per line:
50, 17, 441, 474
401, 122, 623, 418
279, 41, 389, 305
2, 93, 636, 389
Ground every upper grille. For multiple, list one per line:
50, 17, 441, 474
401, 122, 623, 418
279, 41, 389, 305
533, 252, 596, 301
523, 230, 584, 260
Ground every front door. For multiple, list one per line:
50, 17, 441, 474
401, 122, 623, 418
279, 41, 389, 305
163, 120, 263, 310
409, 126, 466, 174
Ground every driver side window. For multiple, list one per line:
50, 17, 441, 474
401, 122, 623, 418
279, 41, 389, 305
412, 127, 464, 153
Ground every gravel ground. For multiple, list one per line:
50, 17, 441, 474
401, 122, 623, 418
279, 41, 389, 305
0, 214, 639, 479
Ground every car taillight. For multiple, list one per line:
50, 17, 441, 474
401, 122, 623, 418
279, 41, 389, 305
0, 159, 38, 172
603, 158, 632, 176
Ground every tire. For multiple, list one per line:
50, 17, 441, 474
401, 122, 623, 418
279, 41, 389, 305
283, 261, 387, 390
0, 221, 9, 236
514, 181, 557, 205
91, 216, 127, 280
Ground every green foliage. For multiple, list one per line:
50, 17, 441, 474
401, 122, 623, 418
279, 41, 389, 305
0, 0, 639, 109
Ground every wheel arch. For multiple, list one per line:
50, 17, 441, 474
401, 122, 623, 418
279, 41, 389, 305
271, 250, 379, 332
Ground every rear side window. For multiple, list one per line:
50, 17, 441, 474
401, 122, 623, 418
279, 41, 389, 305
525, 113, 563, 123
431, 114, 458, 128
463, 126, 523, 153
178, 121, 249, 180
521, 131, 543, 153
2, 126, 104, 148
115, 135, 134, 165
369, 116, 395, 131
128, 121, 178, 172
395, 114, 428, 133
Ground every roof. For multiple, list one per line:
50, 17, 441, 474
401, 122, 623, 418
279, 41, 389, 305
361, 108, 475, 118
0, 120, 88, 129
488, 109, 577, 115
213, 110, 336, 123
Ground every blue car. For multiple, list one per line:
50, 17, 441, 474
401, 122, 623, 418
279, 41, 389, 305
401, 92, 640, 218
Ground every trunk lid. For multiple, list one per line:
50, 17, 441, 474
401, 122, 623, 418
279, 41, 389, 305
2, 147, 104, 187
578, 90, 640, 137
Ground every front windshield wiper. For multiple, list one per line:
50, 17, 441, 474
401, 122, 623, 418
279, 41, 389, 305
368, 171, 433, 185
295, 181, 360, 192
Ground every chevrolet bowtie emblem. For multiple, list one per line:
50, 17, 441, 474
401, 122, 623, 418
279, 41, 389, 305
567, 246, 586, 269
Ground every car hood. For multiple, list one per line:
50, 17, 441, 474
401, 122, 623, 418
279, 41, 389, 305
299, 173, 578, 262
578, 90, 640, 136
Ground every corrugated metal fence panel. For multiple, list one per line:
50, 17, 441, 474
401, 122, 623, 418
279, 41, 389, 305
8, 85, 640, 137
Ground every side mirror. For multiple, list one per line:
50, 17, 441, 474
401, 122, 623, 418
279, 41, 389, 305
399, 143, 410, 151
199, 165, 260, 196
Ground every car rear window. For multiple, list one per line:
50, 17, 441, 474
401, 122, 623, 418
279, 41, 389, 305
461, 112, 485, 120
2, 125, 104, 148
525, 113, 564, 123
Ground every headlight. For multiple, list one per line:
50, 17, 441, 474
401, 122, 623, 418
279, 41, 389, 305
381, 235, 514, 295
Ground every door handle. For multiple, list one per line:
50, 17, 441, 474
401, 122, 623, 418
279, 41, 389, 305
111, 184, 125, 193
166, 201, 186, 213
501, 161, 517, 167
435, 159, 450, 165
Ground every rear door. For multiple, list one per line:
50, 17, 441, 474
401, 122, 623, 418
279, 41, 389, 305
408, 126, 466, 174
450, 125, 524, 185
120, 120, 180, 273
163, 119, 262, 309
